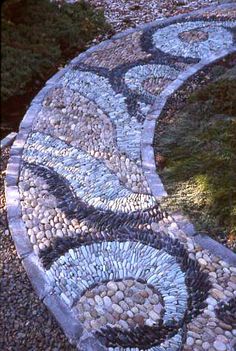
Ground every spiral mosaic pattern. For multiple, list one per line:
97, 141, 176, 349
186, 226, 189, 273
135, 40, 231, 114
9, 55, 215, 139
46, 230, 210, 349
13, 12, 236, 350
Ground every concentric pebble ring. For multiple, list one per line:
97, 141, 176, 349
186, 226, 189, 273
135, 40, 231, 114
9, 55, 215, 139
124, 64, 179, 99
5, 5, 236, 351
152, 21, 236, 58
46, 231, 210, 350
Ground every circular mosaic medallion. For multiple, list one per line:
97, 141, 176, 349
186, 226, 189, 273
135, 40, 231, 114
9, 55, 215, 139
152, 21, 235, 59
46, 230, 210, 349
77, 279, 164, 331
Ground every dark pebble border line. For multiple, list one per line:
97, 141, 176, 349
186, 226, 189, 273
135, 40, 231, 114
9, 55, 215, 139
4, 3, 236, 350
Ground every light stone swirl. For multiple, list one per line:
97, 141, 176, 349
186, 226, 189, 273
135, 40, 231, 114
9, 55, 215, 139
152, 21, 236, 59
47, 241, 187, 325
124, 64, 179, 99
23, 132, 157, 213
62, 70, 143, 160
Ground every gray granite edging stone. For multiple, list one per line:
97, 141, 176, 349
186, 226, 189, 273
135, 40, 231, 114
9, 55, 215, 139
4, 3, 236, 349
0, 132, 17, 149
142, 47, 236, 197
142, 47, 236, 266
44, 294, 83, 344
4, 81, 84, 347
194, 233, 236, 266
77, 332, 107, 351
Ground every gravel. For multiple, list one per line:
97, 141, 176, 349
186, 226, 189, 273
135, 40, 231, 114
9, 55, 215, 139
87, 0, 220, 33
0, 148, 76, 350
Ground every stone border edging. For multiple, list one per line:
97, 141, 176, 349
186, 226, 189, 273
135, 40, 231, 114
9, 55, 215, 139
142, 48, 236, 198
194, 233, 236, 266
4, 3, 236, 349
142, 47, 236, 266
1, 132, 17, 149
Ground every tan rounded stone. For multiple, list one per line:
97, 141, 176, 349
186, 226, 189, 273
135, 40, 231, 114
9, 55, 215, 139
211, 289, 225, 300
125, 279, 134, 288
213, 340, 227, 351
105, 285, 115, 295
117, 281, 126, 291
107, 281, 118, 292
85, 290, 94, 298
90, 309, 99, 318
112, 304, 123, 314
133, 314, 145, 326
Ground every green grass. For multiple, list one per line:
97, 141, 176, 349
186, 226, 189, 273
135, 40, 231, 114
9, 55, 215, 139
1, 0, 110, 101
155, 65, 236, 245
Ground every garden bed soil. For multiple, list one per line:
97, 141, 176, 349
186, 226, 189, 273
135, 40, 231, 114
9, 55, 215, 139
1, 0, 111, 138
154, 53, 236, 251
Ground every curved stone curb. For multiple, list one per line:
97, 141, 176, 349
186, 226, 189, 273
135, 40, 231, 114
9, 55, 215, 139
142, 47, 236, 198
194, 233, 236, 266
142, 47, 236, 267
0, 132, 17, 149
4, 3, 236, 349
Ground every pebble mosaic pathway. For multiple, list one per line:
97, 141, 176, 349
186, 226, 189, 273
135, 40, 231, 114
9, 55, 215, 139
5, 4, 236, 351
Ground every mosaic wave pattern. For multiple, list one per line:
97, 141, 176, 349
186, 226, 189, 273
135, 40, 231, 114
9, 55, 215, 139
23, 132, 156, 213
45, 231, 210, 349
17, 14, 236, 351
62, 71, 143, 160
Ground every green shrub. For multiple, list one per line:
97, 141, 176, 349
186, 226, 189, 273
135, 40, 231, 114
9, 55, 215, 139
1, 0, 110, 101
155, 66, 236, 244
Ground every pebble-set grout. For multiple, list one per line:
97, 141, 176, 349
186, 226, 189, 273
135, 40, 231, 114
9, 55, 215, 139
5, 5, 236, 351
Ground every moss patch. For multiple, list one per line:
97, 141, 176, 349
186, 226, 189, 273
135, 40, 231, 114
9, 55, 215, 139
154, 65, 236, 249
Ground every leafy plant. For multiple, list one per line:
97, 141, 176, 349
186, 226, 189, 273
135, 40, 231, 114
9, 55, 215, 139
155, 66, 236, 246
1, 0, 110, 101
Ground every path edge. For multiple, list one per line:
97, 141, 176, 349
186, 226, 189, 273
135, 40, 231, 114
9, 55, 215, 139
142, 47, 236, 266
4, 3, 236, 348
